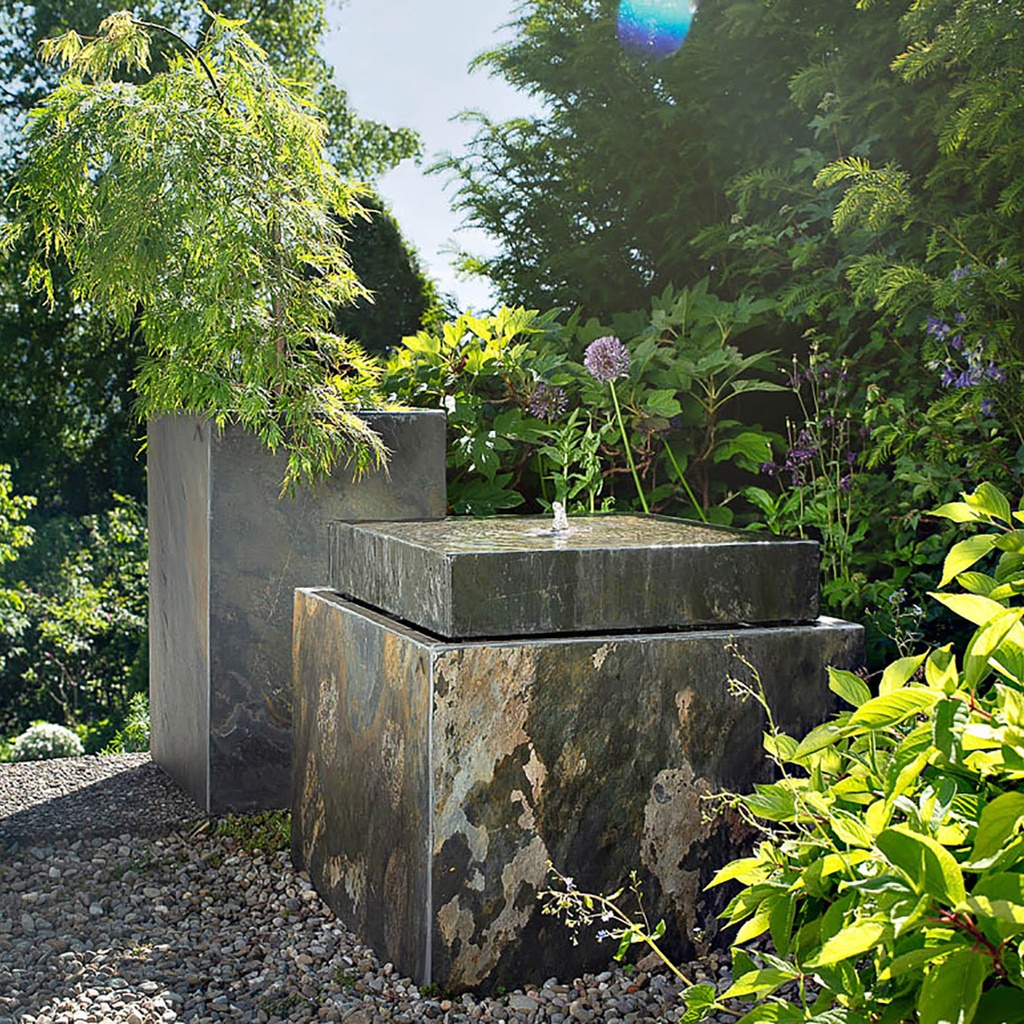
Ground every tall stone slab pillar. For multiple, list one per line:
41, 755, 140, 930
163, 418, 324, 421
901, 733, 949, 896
148, 410, 447, 814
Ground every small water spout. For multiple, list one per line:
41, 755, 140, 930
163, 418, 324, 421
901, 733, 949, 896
551, 501, 570, 534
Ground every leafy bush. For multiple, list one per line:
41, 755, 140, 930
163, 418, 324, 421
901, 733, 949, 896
103, 692, 150, 755
11, 722, 84, 761
674, 482, 1024, 1024
0, 494, 148, 741
541, 483, 1024, 1022
384, 281, 782, 519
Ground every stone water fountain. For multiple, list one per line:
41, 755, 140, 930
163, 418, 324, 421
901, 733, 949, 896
291, 512, 863, 991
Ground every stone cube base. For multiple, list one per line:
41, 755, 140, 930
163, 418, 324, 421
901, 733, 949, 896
292, 588, 863, 991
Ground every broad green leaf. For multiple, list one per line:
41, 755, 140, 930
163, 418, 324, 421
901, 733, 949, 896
881, 653, 928, 695
930, 592, 1009, 628
743, 784, 800, 822
956, 571, 999, 596
965, 482, 1013, 525
720, 967, 797, 1000
807, 920, 887, 967
969, 792, 1024, 863
735, 1007, 807, 1024
794, 720, 852, 758
732, 947, 758, 979
848, 688, 941, 729
706, 855, 770, 889
769, 891, 796, 957
959, 896, 1024, 935
963, 611, 1024, 691
876, 827, 966, 905
878, 941, 964, 981
925, 646, 959, 693
931, 502, 981, 524
932, 698, 969, 764
940, 535, 997, 587
681, 983, 716, 1011
736, 900, 775, 943
832, 813, 875, 849
644, 389, 682, 418
994, 530, 1024, 554
975, 988, 1024, 1024
829, 667, 871, 707
918, 949, 989, 1024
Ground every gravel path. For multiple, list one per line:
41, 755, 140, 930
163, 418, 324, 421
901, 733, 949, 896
0, 756, 732, 1024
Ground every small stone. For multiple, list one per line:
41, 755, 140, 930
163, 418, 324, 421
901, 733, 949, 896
508, 994, 539, 1013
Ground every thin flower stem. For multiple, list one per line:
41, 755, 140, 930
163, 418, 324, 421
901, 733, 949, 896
609, 381, 649, 514
662, 441, 708, 522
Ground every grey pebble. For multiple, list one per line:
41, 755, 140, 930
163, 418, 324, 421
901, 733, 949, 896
0, 755, 752, 1024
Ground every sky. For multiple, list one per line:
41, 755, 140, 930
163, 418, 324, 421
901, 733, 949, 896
321, 0, 541, 312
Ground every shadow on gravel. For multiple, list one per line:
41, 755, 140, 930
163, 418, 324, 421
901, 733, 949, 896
0, 757, 206, 849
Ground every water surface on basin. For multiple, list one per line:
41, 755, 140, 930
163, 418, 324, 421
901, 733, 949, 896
361, 515, 762, 554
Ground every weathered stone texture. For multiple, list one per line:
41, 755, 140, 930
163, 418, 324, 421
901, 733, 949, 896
292, 588, 864, 991
330, 516, 820, 638
149, 411, 446, 813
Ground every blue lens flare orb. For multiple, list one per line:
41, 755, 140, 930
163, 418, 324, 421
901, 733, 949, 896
617, 0, 698, 59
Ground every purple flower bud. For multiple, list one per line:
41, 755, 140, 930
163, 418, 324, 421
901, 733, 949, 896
528, 382, 569, 421
949, 334, 964, 350
926, 316, 951, 338
950, 265, 972, 282
839, 474, 853, 493
980, 399, 996, 417
986, 363, 1006, 383
955, 312, 967, 324
940, 366, 958, 388
584, 336, 631, 383
759, 461, 778, 477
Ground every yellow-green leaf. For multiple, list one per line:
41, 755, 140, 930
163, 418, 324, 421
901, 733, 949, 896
881, 653, 928, 695
806, 919, 887, 967
877, 826, 966, 905
969, 792, 1024, 863
940, 535, 996, 587
848, 688, 941, 729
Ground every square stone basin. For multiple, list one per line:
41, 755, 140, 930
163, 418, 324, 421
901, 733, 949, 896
329, 514, 819, 638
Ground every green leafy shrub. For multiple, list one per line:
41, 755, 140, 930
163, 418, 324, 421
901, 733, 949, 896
674, 481, 1024, 1024
1, 495, 148, 740
11, 722, 84, 761
384, 281, 782, 519
103, 692, 150, 754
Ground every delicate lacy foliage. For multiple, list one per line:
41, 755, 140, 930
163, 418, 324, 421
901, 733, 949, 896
2, 12, 386, 491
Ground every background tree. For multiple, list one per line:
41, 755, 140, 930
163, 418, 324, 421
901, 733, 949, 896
0, 0, 426, 512
439, 0, 938, 319
336, 194, 446, 354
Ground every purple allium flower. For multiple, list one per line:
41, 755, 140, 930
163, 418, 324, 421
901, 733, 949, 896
528, 382, 569, 421
583, 335, 631, 383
